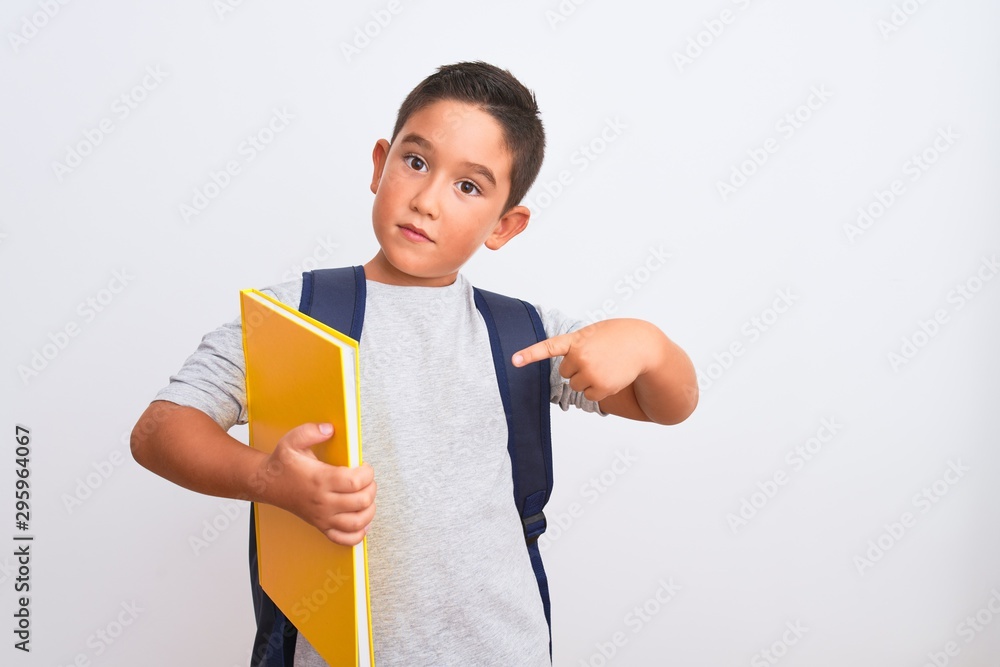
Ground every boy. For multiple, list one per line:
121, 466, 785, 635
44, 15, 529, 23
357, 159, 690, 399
131, 61, 698, 666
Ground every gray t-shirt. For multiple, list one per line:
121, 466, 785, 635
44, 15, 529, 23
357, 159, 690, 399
154, 272, 606, 666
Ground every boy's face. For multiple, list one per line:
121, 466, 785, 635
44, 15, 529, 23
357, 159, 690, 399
365, 99, 529, 287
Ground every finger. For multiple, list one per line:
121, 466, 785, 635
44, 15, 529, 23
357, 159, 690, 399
557, 354, 580, 380
280, 422, 336, 458
322, 503, 376, 547
568, 373, 591, 396
323, 526, 368, 547
331, 480, 377, 513
349, 501, 377, 528
512, 333, 574, 367
567, 369, 609, 401
324, 462, 375, 494
326, 499, 377, 532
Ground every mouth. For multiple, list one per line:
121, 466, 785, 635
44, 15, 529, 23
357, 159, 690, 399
398, 223, 433, 243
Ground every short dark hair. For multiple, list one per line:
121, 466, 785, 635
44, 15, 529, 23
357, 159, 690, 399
390, 61, 546, 215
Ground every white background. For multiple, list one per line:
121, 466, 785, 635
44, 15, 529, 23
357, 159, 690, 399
2, 1, 999, 666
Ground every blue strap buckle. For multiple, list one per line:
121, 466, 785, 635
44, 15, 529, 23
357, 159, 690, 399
523, 511, 547, 543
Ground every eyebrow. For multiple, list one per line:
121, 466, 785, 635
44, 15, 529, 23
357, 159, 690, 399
399, 132, 497, 188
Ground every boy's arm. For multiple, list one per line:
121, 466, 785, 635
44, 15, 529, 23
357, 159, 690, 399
512, 318, 698, 425
130, 400, 376, 545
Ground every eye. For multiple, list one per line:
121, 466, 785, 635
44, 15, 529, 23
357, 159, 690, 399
457, 180, 481, 196
403, 154, 427, 172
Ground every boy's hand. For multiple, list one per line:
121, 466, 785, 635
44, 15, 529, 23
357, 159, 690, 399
512, 318, 653, 403
252, 422, 376, 547
512, 318, 699, 425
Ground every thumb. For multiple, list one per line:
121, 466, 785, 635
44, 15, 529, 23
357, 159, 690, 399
279, 422, 335, 460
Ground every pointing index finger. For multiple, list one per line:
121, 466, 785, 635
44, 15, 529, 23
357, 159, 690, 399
512, 333, 573, 367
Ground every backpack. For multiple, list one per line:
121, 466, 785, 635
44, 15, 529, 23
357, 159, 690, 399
248, 265, 554, 666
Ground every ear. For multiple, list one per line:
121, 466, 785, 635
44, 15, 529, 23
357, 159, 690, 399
484, 205, 530, 251
370, 139, 391, 194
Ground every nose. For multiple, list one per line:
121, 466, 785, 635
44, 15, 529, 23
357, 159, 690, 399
410, 178, 441, 220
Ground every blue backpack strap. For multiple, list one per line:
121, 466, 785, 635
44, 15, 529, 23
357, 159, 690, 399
247, 266, 365, 667
473, 287, 554, 655
300, 265, 367, 341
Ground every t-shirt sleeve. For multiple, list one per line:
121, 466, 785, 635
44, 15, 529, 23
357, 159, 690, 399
533, 304, 608, 417
151, 278, 303, 431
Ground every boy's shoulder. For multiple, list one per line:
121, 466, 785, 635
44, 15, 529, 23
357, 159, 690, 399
258, 274, 304, 310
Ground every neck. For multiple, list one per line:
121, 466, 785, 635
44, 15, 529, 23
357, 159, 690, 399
363, 252, 458, 287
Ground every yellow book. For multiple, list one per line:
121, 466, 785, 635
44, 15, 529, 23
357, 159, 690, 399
240, 288, 374, 667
